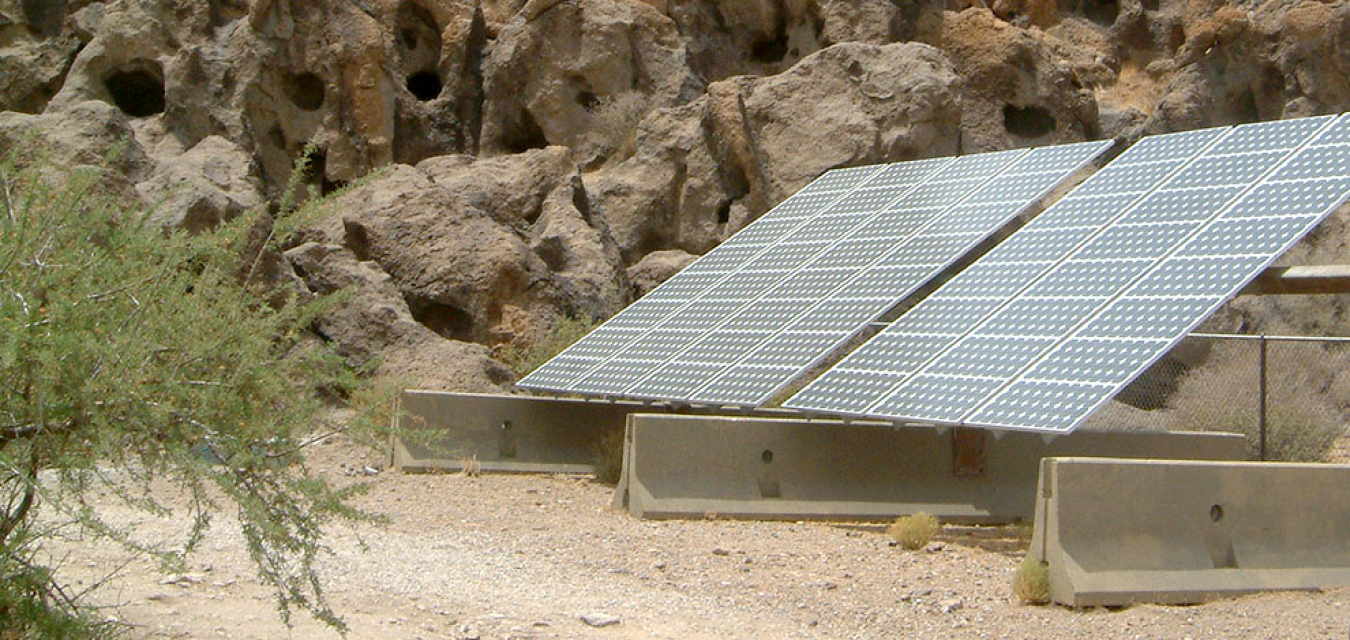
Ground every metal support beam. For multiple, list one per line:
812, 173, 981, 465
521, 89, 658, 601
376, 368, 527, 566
1241, 265, 1350, 295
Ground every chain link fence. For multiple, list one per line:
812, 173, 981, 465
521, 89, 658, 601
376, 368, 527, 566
1083, 334, 1350, 462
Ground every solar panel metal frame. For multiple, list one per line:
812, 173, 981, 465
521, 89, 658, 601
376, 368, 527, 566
788, 113, 1350, 434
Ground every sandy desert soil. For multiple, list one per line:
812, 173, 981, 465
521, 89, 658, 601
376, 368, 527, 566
40, 435, 1350, 639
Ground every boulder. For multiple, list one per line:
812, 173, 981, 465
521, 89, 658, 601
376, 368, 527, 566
136, 136, 265, 231
286, 242, 514, 392
626, 249, 698, 297
327, 151, 626, 347
0, 99, 153, 201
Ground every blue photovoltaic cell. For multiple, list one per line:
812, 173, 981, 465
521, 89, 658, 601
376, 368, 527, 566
924, 336, 1058, 378
790, 114, 1350, 433
521, 140, 1111, 402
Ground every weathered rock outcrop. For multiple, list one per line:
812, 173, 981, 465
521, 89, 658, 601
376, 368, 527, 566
940, 8, 1099, 150
7, 0, 1350, 396
588, 41, 963, 261
479, 0, 703, 167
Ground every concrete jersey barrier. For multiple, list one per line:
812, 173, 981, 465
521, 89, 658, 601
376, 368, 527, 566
613, 414, 1248, 523
391, 391, 643, 473
1029, 457, 1350, 606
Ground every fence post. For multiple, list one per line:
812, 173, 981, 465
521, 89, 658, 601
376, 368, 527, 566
1259, 335, 1268, 461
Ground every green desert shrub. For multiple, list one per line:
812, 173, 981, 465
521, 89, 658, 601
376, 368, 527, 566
501, 315, 601, 378
0, 146, 392, 634
888, 512, 940, 550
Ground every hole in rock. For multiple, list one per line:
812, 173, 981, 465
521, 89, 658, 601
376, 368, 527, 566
1209, 504, 1224, 522
103, 66, 165, 118
406, 70, 442, 101
1081, 0, 1119, 25
1233, 89, 1260, 124
266, 125, 287, 150
285, 72, 325, 111
750, 34, 789, 64
303, 149, 344, 196
406, 296, 475, 342
400, 28, 419, 50
1003, 104, 1056, 138
503, 109, 549, 153
534, 236, 569, 272
21, 0, 66, 37
576, 90, 599, 111
761, 450, 774, 464
716, 200, 732, 225
343, 219, 373, 261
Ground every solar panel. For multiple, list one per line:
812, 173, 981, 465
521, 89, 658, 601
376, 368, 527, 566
788, 113, 1350, 434
644, 142, 1111, 406
521, 141, 1112, 399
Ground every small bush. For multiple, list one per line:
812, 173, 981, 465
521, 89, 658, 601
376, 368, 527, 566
500, 315, 601, 378
593, 428, 625, 485
1012, 558, 1051, 605
589, 90, 650, 159
1166, 342, 1345, 462
888, 512, 940, 550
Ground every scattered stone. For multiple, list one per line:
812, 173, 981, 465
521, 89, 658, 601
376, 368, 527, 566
712, 548, 731, 556
159, 573, 205, 587
362, 465, 380, 476
925, 542, 945, 553
581, 612, 621, 628
938, 598, 964, 613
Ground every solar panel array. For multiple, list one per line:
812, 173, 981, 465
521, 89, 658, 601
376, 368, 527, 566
519, 140, 1113, 405
787, 113, 1350, 433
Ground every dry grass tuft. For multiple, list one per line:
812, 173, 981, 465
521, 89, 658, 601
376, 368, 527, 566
589, 90, 650, 162
1012, 558, 1050, 605
593, 428, 625, 485
500, 315, 601, 379
459, 455, 481, 477
888, 512, 940, 550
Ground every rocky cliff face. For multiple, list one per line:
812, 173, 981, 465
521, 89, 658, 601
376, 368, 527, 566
3, 0, 1349, 393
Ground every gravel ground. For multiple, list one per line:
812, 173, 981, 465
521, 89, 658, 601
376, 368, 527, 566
41, 435, 1350, 639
